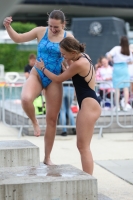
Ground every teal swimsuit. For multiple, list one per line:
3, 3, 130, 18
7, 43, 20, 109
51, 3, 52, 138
35, 28, 66, 88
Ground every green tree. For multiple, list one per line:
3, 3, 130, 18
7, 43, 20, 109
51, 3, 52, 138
11, 22, 37, 33
0, 22, 37, 71
0, 44, 36, 72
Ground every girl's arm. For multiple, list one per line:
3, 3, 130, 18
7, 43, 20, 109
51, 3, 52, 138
61, 60, 74, 71
35, 59, 81, 83
3, 16, 38, 43
62, 60, 69, 71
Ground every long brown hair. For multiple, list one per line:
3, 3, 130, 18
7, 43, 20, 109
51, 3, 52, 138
59, 37, 85, 53
120, 36, 130, 56
48, 10, 66, 24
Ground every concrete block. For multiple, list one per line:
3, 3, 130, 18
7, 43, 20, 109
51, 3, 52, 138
0, 140, 39, 167
0, 164, 98, 200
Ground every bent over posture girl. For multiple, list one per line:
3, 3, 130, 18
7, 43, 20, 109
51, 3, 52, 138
35, 37, 101, 174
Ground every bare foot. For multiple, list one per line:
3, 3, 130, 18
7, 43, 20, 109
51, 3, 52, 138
33, 120, 40, 137
43, 158, 56, 166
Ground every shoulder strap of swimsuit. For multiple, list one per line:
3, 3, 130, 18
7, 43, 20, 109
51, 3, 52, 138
45, 27, 48, 37
83, 53, 93, 65
87, 64, 93, 84
64, 31, 67, 38
82, 53, 94, 83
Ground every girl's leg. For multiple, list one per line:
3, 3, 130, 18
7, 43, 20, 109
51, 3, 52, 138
59, 87, 67, 133
123, 87, 129, 106
131, 83, 133, 95
44, 81, 62, 165
76, 98, 101, 175
66, 87, 75, 126
21, 71, 43, 136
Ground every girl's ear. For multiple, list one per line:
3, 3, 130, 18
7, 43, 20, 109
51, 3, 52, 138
63, 21, 66, 29
71, 51, 77, 55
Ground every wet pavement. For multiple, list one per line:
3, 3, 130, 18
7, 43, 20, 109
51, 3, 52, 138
0, 121, 133, 200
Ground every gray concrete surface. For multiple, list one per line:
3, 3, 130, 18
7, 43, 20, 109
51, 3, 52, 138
0, 164, 97, 200
0, 122, 133, 200
0, 140, 39, 167
95, 159, 133, 185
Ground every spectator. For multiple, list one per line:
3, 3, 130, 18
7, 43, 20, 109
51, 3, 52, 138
96, 57, 113, 101
24, 54, 36, 79
129, 44, 133, 97
59, 79, 76, 136
95, 56, 103, 71
24, 53, 45, 114
106, 36, 133, 111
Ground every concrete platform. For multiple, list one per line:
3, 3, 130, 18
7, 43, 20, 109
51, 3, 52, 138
0, 140, 39, 167
0, 163, 97, 200
95, 159, 133, 185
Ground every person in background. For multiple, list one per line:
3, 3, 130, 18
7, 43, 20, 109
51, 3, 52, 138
106, 36, 133, 111
59, 78, 76, 136
24, 55, 45, 116
96, 56, 113, 101
128, 44, 133, 97
24, 53, 36, 79
35, 37, 101, 175
95, 56, 103, 71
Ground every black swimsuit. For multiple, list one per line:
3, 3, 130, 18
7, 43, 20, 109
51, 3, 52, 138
72, 54, 99, 109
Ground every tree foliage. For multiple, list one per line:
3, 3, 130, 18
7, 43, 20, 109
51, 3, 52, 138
11, 22, 37, 33
0, 44, 36, 72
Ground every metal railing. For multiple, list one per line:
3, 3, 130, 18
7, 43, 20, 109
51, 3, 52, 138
95, 81, 114, 138
115, 80, 133, 129
0, 79, 133, 138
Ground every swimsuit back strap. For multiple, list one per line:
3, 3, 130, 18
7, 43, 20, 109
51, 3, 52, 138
82, 53, 94, 83
83, 64, 91, 78
87, 64, 93, 84
83, 53, 93, 64
64, 31, 67, 38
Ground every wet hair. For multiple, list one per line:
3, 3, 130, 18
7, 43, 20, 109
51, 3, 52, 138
120, 36, 130, 56
28, 53, 36, 60
48, 10, 66, 24
59, 37, 85, 53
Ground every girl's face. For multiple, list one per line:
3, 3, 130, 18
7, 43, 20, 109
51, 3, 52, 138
29, 58, 36, 67
60, 48, 75, 61
48, 18, 65, 35
101, 58, 108, 67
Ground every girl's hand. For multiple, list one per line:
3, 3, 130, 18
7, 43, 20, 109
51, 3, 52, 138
3, 16, 13, 28
35, 59, 45, 70
66, 60, 73, 66
62, 63, 69, 71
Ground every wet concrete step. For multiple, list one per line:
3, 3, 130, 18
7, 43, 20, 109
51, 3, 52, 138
98, 194, 112, 200
0, 140, 39, 167
0, 164, 97, 200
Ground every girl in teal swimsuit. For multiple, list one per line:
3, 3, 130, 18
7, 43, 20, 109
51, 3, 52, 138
35, 28, 66, 88
3, 10, 74, 166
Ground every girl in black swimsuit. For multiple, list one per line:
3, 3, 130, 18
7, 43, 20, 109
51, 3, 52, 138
35, 37, 101, 175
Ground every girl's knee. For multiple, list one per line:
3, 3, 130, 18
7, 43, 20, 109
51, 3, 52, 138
46, 115, 58, 127
21, 93, 33, 105
77, 142, 90, 154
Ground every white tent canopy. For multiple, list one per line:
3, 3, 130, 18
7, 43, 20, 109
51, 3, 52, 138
0, 30, 37, 44
0, 30, 13, 43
